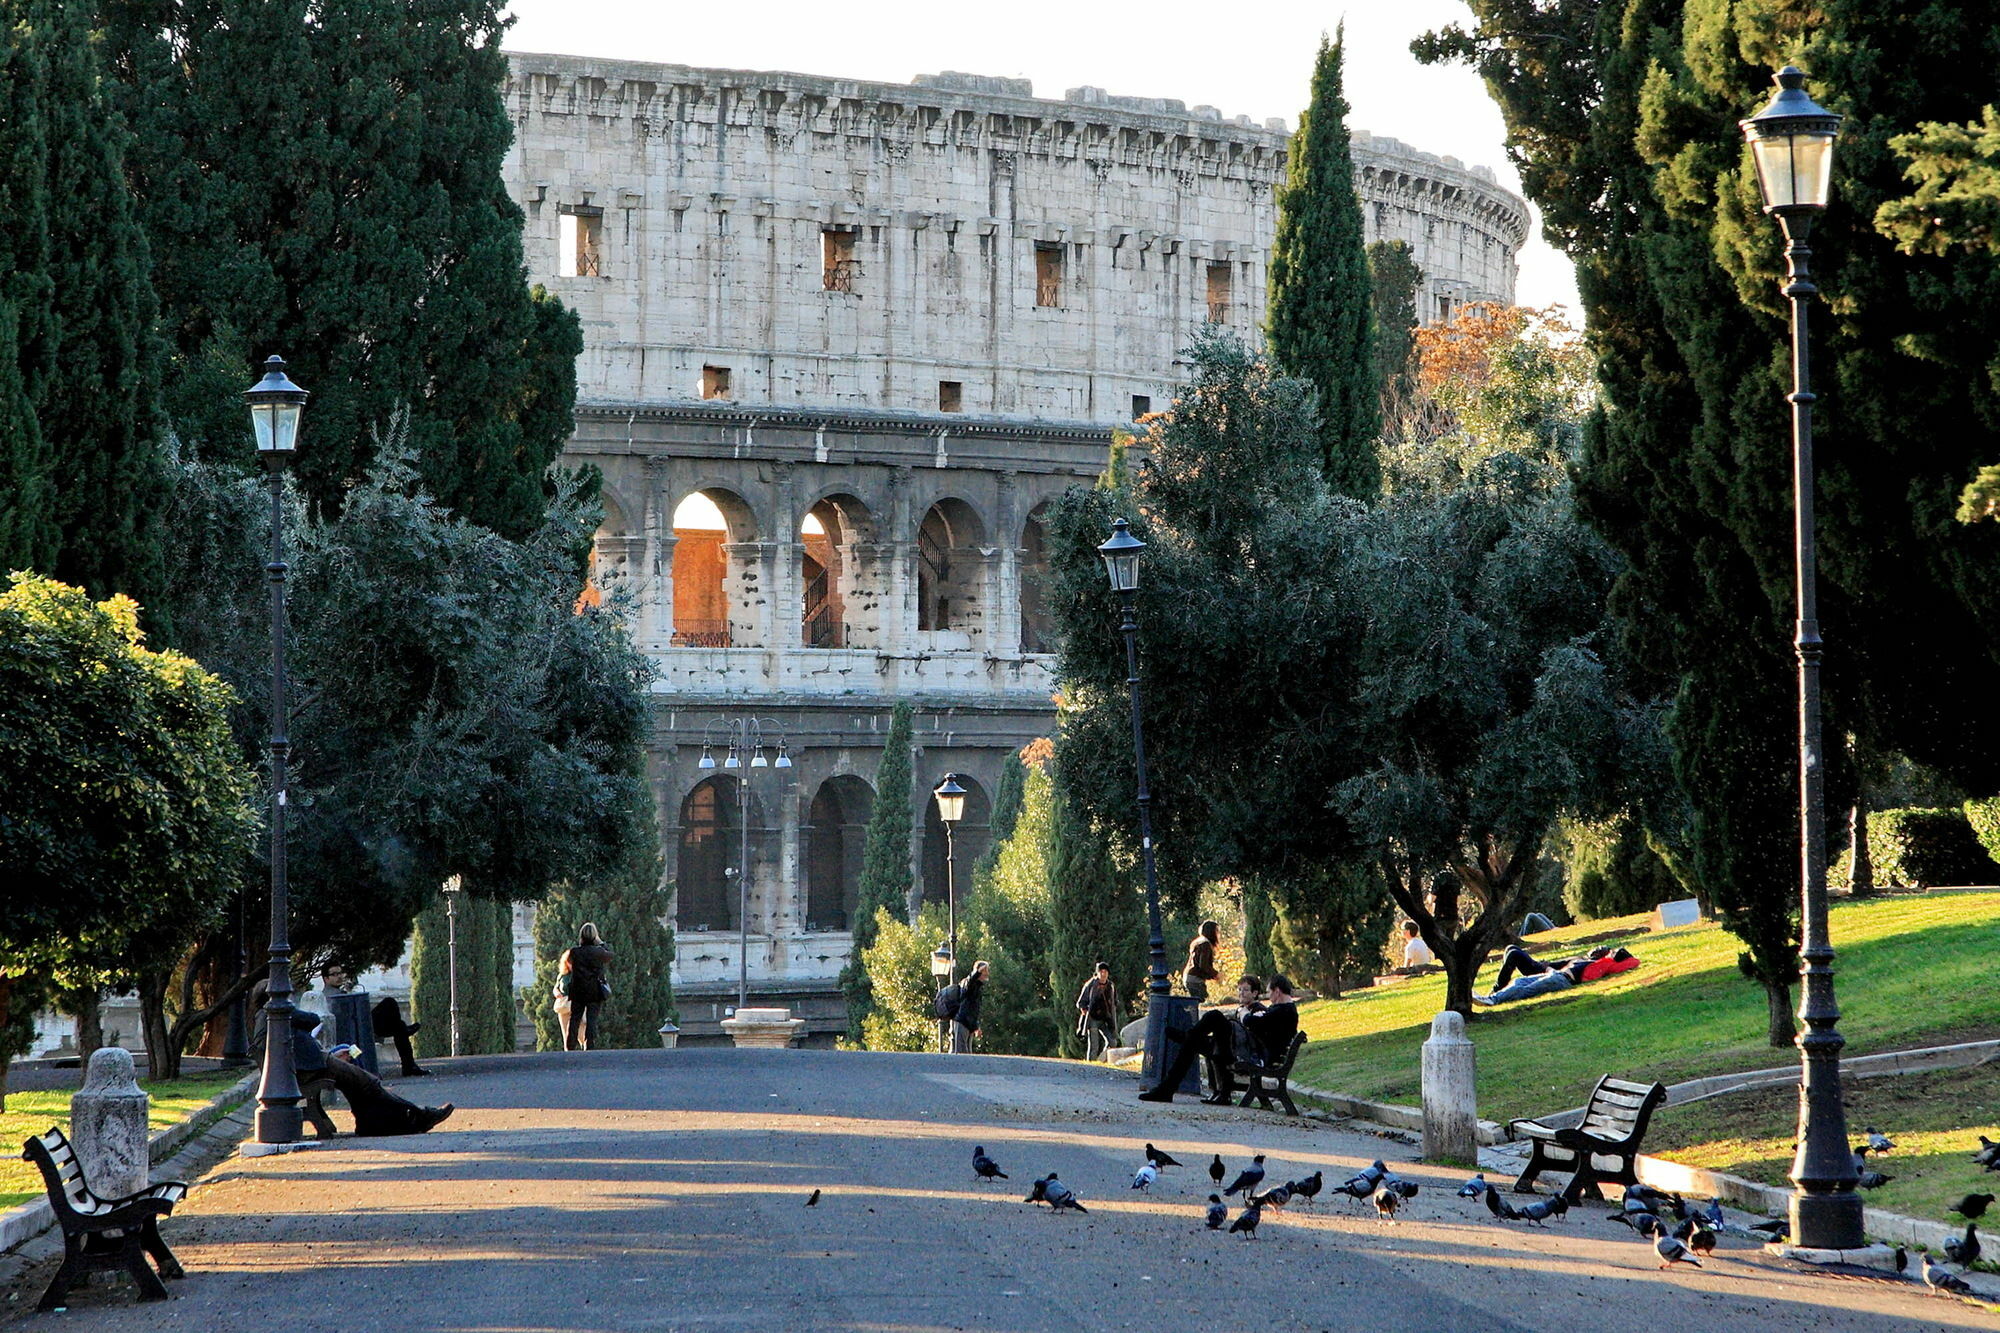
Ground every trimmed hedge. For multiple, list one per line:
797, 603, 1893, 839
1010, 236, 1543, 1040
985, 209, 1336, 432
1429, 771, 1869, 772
1866, 807, 2000, 888
1964, 798, 2000, 869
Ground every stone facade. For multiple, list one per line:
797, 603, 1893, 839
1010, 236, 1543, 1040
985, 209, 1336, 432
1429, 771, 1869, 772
495, 55, 1530, 1038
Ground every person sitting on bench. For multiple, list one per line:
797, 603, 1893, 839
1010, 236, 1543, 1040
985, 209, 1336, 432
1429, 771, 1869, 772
320, 1044, 454, 1136
1139, 975, 1300, 1104
1474, 945, 1637, 1006
371, 996, 430, 1077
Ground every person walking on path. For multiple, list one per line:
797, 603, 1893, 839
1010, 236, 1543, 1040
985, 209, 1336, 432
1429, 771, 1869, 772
561, 922, 613, 1051
952, 960, 989, 1053
1074, 962, 1120, 1062
1182, 920, 1220, 1003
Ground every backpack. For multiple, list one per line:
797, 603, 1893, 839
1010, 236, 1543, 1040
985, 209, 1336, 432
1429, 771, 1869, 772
933, 983, 963, 1020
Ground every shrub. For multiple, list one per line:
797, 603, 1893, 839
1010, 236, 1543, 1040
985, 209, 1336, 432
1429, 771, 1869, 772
1867, 807, 2000, 888
1963, 798, 2000, 869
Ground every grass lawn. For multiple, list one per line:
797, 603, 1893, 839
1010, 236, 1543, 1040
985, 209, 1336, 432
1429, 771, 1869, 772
1290, 891, 2000, 1126
0, 1070, 248, 1209
1646, 1064, 2000, 1233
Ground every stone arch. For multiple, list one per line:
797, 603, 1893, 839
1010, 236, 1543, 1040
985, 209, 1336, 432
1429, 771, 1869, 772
581, 482, 644, 611
803, 774, 875, 931
671, 486, 758, 647
675, 774, 740, 932
920, 771, 992, 910
799, 492, 881, 649
1019, 499, 1055, 654
914, 496, 991, 642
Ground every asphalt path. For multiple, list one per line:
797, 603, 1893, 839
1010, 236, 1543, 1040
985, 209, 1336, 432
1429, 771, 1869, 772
10, 1048, 1997, 1332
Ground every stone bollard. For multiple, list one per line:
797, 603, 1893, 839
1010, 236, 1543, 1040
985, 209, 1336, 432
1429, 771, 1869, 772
719, 1007, 806, 1049
70, 1047, 151, 1198
1421, 1010, 1478, 1166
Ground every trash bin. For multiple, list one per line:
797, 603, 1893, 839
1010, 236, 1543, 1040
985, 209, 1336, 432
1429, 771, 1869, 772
326, 990, 380, 1077
1143, 995, 1202, 1095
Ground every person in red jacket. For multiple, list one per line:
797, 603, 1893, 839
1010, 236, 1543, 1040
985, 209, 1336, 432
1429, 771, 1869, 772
1474, 945, 1637, 1006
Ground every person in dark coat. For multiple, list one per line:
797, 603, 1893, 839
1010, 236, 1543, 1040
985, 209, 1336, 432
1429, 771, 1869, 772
371, 996, 429, 1077
1075, 962, 1120, 1062
951, 960, 989, 1053
1182, 920, 1221, 1003
1139, 975, 1300, 1104
562, 922, 613, 1051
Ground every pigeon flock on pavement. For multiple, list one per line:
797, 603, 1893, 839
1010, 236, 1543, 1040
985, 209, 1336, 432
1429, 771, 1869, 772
892, 1121, 1995, 1300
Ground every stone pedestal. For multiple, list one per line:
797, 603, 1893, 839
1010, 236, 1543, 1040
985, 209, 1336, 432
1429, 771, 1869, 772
720, 1007, 805, 1048
70, 1048, 150, 1197
1421, 1010, 1478, 1166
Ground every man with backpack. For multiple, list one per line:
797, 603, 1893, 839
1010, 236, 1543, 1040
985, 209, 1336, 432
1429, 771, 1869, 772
947, 960, 989, 1053
1075, 962, 1120, 1062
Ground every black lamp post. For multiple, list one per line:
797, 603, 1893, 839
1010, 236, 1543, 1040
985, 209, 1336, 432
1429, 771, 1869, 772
245, 354, 308, 1145
699, 718, 791, 1012
934, 776, 966, 1052
1098, 518, 1170, 1088
1740, 66, 1862, 1252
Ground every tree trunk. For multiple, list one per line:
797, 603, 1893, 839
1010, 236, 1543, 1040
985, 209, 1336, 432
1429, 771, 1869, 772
1766, 978, 1796, 1048
138, 972, 179, 1081
1849, 801, 1874, 897
0, 976, 13, 1112
73, 991, 103, 1062
1442, 942, 1478, 1018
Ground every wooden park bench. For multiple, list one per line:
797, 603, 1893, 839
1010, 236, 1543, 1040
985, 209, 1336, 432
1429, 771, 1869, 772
1507, 1075, 1667, 1200
1235, 1032, 1308, 1117
301, 1068, 341, 1138
22, 1127, 187, 1311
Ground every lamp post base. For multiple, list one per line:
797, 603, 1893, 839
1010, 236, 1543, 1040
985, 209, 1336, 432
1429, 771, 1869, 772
1789, 1189, 1866, 1253
1139, 995, 1170, 1089
254, 1103, 304, 1145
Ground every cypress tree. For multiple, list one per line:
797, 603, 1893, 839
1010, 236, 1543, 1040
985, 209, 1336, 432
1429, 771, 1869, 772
1267, 29, 1381, 497
408, 897, 451, 1060
98, 0, 581, 540
526, 864, 677, 1052
1367, 239, 1422, 420
0, 6, 56, 576
490, 898, 518, 1054
839, 702, 915, 1041
1045, 761, 1146, 1059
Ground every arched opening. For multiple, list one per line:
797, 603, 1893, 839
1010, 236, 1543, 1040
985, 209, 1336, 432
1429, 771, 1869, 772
915, 498, 988, 640
921, 773, 993, 910
671, 490, 751, 647
580, 489, 639, 613
1020, 502, 1054, 654
800, 495, 876, 648
676, 775, 741, 931
805, 775, 875, 931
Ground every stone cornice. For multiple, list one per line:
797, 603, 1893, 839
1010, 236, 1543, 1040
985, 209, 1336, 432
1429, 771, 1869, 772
573, 400, 1116, 446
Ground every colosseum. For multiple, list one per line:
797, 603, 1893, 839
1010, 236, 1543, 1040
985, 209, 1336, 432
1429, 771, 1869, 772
497, 51, 1531, 1041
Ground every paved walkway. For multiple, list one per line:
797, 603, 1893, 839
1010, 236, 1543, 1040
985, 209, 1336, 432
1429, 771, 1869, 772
9, 1049, 1996, 1331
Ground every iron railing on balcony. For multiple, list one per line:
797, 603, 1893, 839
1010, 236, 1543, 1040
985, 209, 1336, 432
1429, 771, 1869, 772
1207, 300, 1230, 324
670, 619, 732, 647
1035, 276, 1062, 308
823, 259, 862, 293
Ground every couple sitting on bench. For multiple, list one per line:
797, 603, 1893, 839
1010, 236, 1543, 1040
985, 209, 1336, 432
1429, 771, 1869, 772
1140, 974, 1298, 1104
1473, 944, 1638, 1006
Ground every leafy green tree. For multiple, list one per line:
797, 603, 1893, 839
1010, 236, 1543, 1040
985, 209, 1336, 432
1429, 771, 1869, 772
1270, 865, 1399, 997
1556, 813, 1686, 921
1367, 239, 1422, 417
840, 701, 914, 1041
0, 573, 255, 1092
1267, 28, 1380, 497
960, 757, 1057, 1055
1240, 880, 1278, 979
98, 0, 581, 540
858, 904, 949, 1053
1045, 761, 1148, 1058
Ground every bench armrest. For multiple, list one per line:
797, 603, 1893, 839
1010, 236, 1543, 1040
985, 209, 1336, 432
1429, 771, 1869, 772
1508, 1118, 1557, 1140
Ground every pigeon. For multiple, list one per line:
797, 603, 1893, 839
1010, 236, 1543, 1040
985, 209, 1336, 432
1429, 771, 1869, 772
1484, 1185, 1522, 1222
1387, 1178, 1421, 1200
1042, 1174, 1087, 1214
1655, 1232, 1703, 1269
1514, 1195, 1569, 1226
1896, 1246, 1909, 1274
1335, 1161, 1391, 1200
1698, 1197, 1725, 1230
1223, 1155, 1267, 1197
1289, 1171, 1323, 1205
1952, 1193, 1996, 1221
1025, 1175, 1051, 1205
1209, 1154, 1227, 1186
1608, 1209, 1662, 1238
1250, 1184, 1292, 1211
1625, 1184, 1687, 1219
805, 1189, 821, 1207
1973, 1136, 2000, 1169
973, 1146, 1008, 1181
1229, 1203, 1263, 1238
1372, 1187, 1402, 1222
1146, 1143, 1182, 1170
1864, 1127, 1896, 1154
1944, 1223, 1982, 1267
1457, 1173, 1489, 1199
1205, 1195, 1228, 1230
1686, 1222, 1716, 1258
1747, 1218, 1790, 1240
1924, 1254, 1974, 1295
1132, 1163, 1159, 1191
1857, 1167, 1893, 1190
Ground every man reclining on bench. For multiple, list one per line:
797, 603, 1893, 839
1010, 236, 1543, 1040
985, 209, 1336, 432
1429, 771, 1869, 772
1139, 975, 1299, 1104
1472, 945, 1637, 1006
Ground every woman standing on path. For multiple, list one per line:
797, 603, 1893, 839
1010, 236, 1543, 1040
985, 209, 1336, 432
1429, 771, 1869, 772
1182, 920, 1221, 1004
562, 922, 613, 1051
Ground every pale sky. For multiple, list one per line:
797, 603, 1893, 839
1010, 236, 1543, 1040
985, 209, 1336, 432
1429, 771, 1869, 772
500, 0, 1582, 312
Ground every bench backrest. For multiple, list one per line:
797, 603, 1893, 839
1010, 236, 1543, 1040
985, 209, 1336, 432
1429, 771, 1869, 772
22, 1128, 108, 1220
1576, 1076, 1666, 1145
1271, 1032, 1306, 1075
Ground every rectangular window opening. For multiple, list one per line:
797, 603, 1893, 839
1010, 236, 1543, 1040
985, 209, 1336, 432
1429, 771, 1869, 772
701, 365, 732, 400
1206, 262, 1232, 324
822, 228, 860, 293
1034, 242, 1064, 308
1131, 394, 1151, 420
938, 381, 963, 413
558, 207, 603, 278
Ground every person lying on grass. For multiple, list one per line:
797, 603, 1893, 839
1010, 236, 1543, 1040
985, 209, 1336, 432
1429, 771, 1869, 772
1471, 944, 1638, 1007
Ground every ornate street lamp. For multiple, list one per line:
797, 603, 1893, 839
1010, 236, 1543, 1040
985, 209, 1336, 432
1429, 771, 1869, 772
934, 776, 967, 1052
244, 355, 308, 1144
1740, 66, 1861, 1252
699, 718, 790, 1011
442, 875, 463, 1057
1098, 518, 1171, 1089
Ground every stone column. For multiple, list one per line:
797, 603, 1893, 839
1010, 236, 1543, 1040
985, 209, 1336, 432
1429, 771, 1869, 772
1421, 1009, 1478, 1166
70, 1047, 150, 1198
